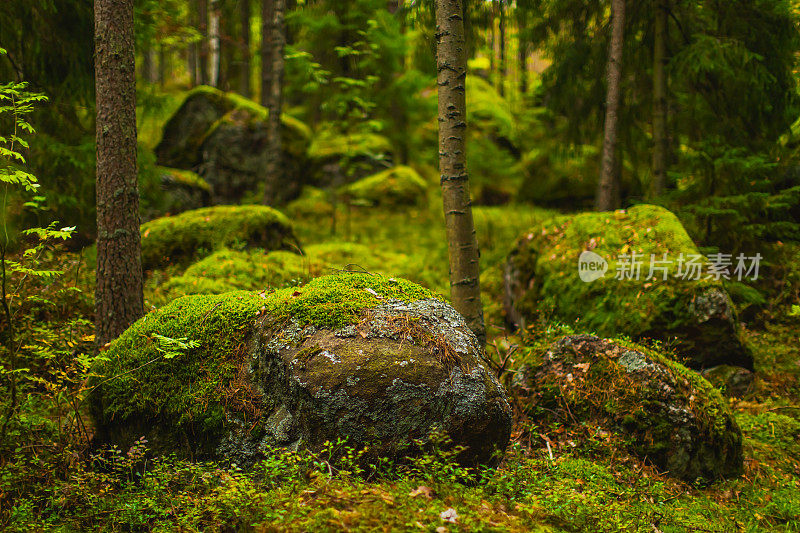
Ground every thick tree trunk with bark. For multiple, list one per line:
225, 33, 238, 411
260, 0, 273, 106
435, 0, 485, 345
198, 0, 209, 85
94, 0, 144, 348
240, 0, 252, 97
650, 0, 668, 198
596, 0, 625, 211
263, 0, 285, 205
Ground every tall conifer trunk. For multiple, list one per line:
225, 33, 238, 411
94, 0, 144, 347
596, 0, 625, 211
650, 0, 668, 198
436, 0, 485, 344
263, 0, 285, 204
198, 0, 209, 85
260, 0, 273, 106
240, 0, 252, 97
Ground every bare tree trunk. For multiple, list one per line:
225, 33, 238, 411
596, 0, 625, 211
95, 0, 144, 348
435, 0, 485, 345
240, 0, 252, 98
649, 0, 668, 199
209, 0, 221, 87
141, 47, 155, 83
517, 7, 527, 95
199, 0, 210, 85
260, 0, 273, 106
188, 29, 198, 87
490, 0, 496, 76
158, 43, 167, 88
498, 0, 506, 97
263, 0, 285, 205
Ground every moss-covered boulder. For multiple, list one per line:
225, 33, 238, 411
146, 242, 418, 307
512, 335, 743, 481
308, 130, 394, 186
157, 166, 212, 214
154, 86, 312, 205
90, 274, 512, 468
140, 205, 300, 271
199, 106, 312, 205
339, 165, 428, 208
505, 205, 753, 369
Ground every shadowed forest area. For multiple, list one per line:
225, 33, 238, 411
1, 0, 800, 531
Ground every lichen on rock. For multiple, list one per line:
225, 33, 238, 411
512, 334, 744, 482
90, 273, 512, 469
504, 204, 753, 369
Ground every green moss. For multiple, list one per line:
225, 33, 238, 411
140, 205, 299, 271
91, 273, 441, 455
308, 130, 393, 160
508, 204, 748, 367
264, 272, 441, 330
157, 166, 212, 192
515, 334, 742, 480
339, 165, 428, 208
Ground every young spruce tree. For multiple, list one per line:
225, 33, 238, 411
436, 0, 485, 345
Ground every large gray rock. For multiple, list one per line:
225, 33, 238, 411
513, 334, 744, 482
154, 86, 312, 205
90, 274, 512, 468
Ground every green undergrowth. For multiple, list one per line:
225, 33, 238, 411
6, 421, 800, 532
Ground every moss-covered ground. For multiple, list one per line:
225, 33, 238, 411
3, 182, 800, 532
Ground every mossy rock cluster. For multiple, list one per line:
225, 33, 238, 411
146, 242, 419, 307
90, 273, 512, 468
505, 204, 753, 369
307, 130, 394, 187
513, 334, 744, 481
140, 205, 300, 271
154, 86, 312, 205
339, 165, 428, 208
156, 166, 212, 215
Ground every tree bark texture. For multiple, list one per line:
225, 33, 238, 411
198, 0, 209, 85
435, 0, 485, 345
649, 0, 668, 198
94, 0, 144, 347
260, 0, 273, 106
596, 0, 625, 211
263, 0, 285, 205
240, 0, 252, 97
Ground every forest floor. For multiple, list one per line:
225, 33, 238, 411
2, 198, 799, 532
